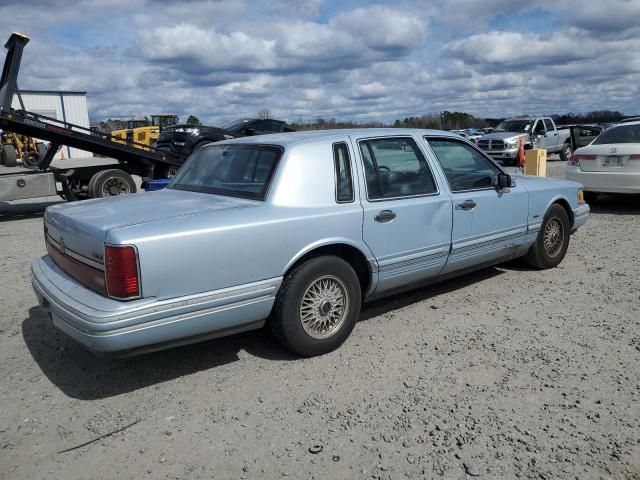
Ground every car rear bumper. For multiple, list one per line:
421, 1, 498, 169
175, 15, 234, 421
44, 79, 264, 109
31, 256, 281, 356
566, 167, 640, 194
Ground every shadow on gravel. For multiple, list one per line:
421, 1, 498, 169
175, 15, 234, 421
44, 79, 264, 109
587, 194, 640, 216
22, 307, 295, 400
0, 200, 62, 222
23, 266, 506, 400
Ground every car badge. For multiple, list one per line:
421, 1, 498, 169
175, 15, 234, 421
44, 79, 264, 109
610, 147, 617, 154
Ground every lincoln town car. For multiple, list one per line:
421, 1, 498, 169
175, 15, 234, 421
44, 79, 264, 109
31, 129, 589, 357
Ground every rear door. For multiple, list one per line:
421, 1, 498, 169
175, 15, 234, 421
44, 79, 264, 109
355, 135, 452, 293
424, 136, 529, 273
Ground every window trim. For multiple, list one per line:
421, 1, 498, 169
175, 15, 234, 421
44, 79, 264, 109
424, 135, 509, 194
357, 135, 440, 202
332, 141, 355, 204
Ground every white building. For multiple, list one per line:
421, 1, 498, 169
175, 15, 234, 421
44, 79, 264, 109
11, 90, 92, 159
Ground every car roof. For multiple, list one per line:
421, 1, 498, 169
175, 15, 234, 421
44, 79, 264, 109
217, 128, 456, 148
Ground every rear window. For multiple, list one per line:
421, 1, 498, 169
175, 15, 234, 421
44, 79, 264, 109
592, 124, 640, 145
169, 144, 282, 200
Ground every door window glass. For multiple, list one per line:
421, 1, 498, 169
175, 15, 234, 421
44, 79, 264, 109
359, 137, 437, 200
427, 137, 502, 192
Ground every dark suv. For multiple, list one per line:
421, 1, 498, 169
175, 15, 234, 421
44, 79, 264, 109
156, 118, 293, 163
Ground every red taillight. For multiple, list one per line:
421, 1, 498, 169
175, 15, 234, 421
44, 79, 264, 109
568, 154, 596, 166
629, 154, 640, 160
105, 245, 140, 299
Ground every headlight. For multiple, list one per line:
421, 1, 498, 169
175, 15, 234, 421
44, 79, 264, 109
175, 127, 200, 135
505, 139, 518, 149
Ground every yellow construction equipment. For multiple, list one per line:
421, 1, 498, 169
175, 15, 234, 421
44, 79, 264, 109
110, 114, 178, 150
0, 131, 47, 168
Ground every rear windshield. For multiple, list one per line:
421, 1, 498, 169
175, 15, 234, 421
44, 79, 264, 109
169, 144, 282, 200
592, 124, 640, 145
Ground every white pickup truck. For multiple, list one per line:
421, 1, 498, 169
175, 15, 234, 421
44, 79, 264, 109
477, 117, 572, 165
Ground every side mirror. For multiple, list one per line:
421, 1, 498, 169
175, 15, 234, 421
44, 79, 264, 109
498, 173, 511, 191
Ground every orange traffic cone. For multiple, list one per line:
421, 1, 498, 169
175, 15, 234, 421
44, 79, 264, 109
60, 149, 65, 160
518, 136, 525, 169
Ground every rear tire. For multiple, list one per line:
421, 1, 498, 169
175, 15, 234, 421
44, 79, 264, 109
523, 204, 570, 269
559, 142, 572, 162
1, 144, 17, 167
270, 256, 362, 356
89, 169, 137, 198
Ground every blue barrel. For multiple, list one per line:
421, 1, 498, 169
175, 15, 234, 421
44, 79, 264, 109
144, 178, 172, 192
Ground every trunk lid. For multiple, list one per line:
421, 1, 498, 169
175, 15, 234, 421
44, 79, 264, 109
574, 144, 640, 172
44, 188, 260, 267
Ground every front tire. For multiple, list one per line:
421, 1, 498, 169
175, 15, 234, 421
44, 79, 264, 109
271, 256, 362, 356
1, 144, 17, 167
523, 204, 570, 269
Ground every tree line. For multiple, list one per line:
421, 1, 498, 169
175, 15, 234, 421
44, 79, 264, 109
92, 109, 630, 132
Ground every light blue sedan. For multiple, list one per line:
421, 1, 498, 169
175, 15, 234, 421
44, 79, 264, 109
31, 129, 589, 357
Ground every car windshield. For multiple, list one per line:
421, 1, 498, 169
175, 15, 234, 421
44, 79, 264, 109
221, 118, 254, 132
494, 120, 532, 133
592, 124, 640, 145
169, 144, 283, 200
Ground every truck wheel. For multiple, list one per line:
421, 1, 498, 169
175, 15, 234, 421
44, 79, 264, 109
1, 144, 18, 167
559, 142, 572, 162
270, 256, 362, 356
90, 169, 137, 198
523, 204, 570, 269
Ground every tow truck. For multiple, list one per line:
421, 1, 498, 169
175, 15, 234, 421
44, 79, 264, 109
0, 33, 182, 202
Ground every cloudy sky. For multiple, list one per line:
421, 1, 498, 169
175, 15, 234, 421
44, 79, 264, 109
2, 0, 639, 124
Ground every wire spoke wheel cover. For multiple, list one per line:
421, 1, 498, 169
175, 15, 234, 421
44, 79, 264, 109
299, 275, 349, 339
102, 176, 131, 196
543, 217, 564, 257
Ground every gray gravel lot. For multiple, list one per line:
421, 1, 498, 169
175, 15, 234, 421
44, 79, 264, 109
0, 162, 638, 479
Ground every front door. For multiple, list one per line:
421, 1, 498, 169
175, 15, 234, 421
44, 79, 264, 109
531, 119, 549, 149
355, 135, 452, 293
424, 137, 529, 273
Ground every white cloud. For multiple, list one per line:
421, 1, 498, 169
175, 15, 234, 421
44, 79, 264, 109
0, 0, 638, 125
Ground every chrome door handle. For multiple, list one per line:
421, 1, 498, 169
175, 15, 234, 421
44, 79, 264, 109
374, 210, 396, 222
455, 199, 476, 211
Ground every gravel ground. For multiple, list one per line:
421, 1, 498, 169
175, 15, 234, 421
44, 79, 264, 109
0, 162, 638, 480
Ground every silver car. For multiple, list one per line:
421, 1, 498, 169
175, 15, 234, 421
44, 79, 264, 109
31, 129, 589, 357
